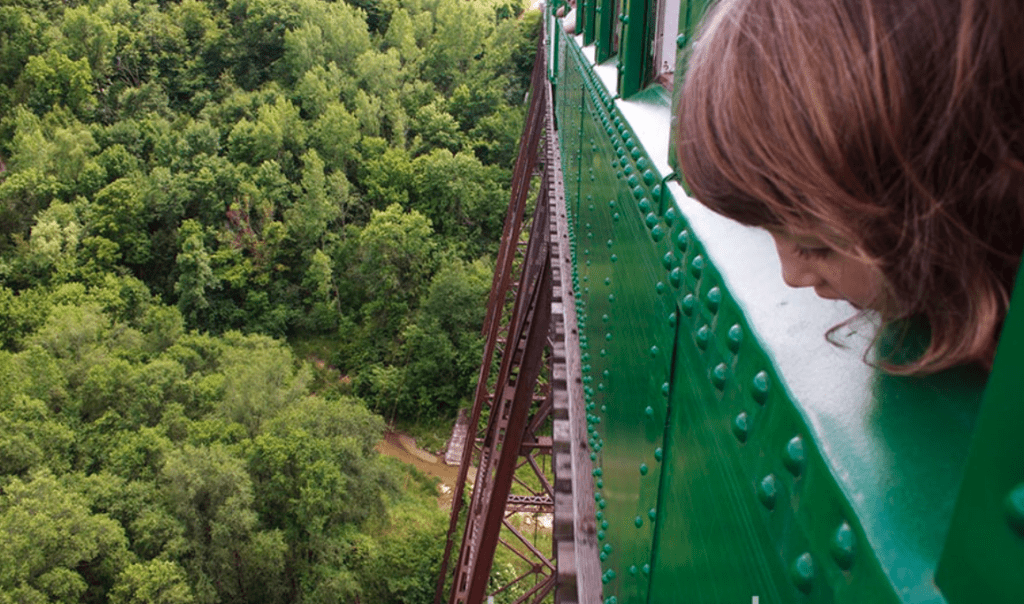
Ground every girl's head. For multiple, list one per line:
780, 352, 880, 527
676, 0, 1024, 373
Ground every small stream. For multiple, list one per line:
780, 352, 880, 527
376, 431, 466, 507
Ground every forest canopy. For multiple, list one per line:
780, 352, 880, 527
0, 0, 539, 601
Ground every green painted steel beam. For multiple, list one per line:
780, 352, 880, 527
935, 259, 1024, 604
553, 29, 1006, 604
616, 0, 649, 98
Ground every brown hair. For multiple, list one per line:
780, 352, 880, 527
677, 0, 1024, 374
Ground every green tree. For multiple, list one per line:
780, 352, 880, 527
356, 203, 438, 340
0, 470, 130, 604
15, 49, 94, 116
161, 443, 288, 604
175, 219, 218, 328
110, 560, 195, 604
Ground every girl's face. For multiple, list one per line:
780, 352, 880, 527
768, 230, 883, 310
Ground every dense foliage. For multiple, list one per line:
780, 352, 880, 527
0, 0, 539, 601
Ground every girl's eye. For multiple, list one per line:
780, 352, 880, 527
795, 246, 832, 260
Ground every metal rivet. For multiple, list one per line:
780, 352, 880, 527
651, 225, 665, 241
645, 212, 658, 228
727, 324, 743, 352
669, 267, 683, 288
605, 332, 612, 341
676, 33, 687, 48
830, 521, 856, 569
706, 286, 722, 312
643, 170, 656, 185
682, 294, 695, 315
603, 544, 613, 554
630, 148, 640, 160
642, 564, 650, 575
593, 467, 603, 477
602, 314, 609, 322
676, 230, 689, 251
668, 312, 677, 327
637, 157, 649, 170
784, 435, 805, 476
661, 252, 675, 270
758, 475, 777, 509
644, 406, 654, 417
633, 186, 645, 199
598, 530, 605, 540
711, 363, 727, 388
596, 510, 604, 519
600, 552, 608, 561
752, 371, 770, 404
655, 282, 666, 294
603, 370, 610, 378
638, 197, 652, 212
627, 174, 639, 187
589, 204, 595, 211
650, 345, 659, 357
654, 447, 663, 461
590, 452, 597, 461
733, 412, 749, 443
790, 553, 814, 593
600, 349, 607, 357
690, 255, 704, 277
608, 294, 615, 302
639, 463, 648, 476
696, 325, 711, 349
634, 517, 643, 528
598, 499, 606, 509
665, 208, 676, 225
609, 199, 616, 209
606, 239, 613, 248
604, 277, 611, 285
611, 254, 618, 262
612, 212, 620, 222
1005, 483, 1024, 537
648, 508, 656, 520
661, 382, 669, 396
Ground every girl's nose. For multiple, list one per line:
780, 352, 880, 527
778, 256, 821, 289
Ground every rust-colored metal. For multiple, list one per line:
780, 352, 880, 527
434, 24, 557, 604
436, 16, 594, 604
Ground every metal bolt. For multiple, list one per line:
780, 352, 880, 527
696, 325, 711, 350
654, 447, 663, 462
669, 266, 687, 290
758, 474, 777, 509
790, 553, 814, 593
711, 363, 728, 388
732, 412, 749, 443
727, 324, 743, 352
1005, 483, 1024, 537
752, 370, 770, 404
830, 521, 856, 569
784, 435, 805, 476
676, 230, 689, 251
690, 255, 704, 277
662, 252, 675, 270
706, 286, 722, 312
